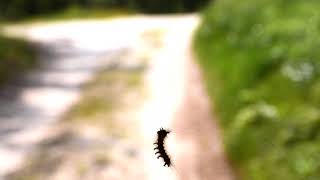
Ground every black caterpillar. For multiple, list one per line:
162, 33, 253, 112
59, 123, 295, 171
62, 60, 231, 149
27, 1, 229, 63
154, 128, 171, 167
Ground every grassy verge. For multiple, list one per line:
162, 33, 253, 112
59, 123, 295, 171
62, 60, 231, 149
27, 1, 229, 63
0, 35, 37, 85
194, 0, 320, 179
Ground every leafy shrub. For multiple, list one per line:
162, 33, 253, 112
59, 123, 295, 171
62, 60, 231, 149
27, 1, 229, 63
194, 0, 320, 179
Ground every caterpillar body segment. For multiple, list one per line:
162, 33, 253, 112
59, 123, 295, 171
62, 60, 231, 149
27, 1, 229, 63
154, 128, 172, 167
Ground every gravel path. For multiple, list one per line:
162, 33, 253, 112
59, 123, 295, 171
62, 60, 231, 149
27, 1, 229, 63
1, 15, 234, 180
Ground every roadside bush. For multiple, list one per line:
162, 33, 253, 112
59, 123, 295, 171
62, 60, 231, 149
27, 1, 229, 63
194, 0, 320, 179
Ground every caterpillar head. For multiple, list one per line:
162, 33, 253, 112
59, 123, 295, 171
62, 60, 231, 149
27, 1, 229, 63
157, 128, 170, 138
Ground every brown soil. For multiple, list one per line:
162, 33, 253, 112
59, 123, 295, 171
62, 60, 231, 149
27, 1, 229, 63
172, 50, 235, 180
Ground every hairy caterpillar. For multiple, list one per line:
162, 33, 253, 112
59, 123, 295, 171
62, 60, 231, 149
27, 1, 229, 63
154, 128, 171, 167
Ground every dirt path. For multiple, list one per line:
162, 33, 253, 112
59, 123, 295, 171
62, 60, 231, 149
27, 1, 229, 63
1, 15, 234, 180
138, 15, 235, 180
172, 46, 235, 180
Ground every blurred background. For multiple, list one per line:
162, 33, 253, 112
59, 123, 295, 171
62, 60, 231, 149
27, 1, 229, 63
0, 0, 320, 180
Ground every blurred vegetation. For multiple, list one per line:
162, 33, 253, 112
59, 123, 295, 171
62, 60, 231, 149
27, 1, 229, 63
195, 0, 320, 179
0, 35, 37, 85
63, 67, 143, 137
15, 6, 133, 23
0, 0, 210, 21
125, 0, 209, 13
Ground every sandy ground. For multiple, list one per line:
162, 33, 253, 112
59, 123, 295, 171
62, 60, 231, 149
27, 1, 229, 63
1, 15, 235, 180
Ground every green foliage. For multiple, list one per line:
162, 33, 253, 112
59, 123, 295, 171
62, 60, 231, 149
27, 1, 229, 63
124, 0, 210, 13
0, 0, 74, 20
0, 0, 210, 20
0, 35, 36, 85
17, 6, 133, 23
194, 0, 320, 179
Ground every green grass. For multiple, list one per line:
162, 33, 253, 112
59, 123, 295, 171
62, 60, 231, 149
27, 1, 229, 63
0, 35, 37, 85
194, 0, 320, 179
63, 66, 143, 137
1, 6, 134, 25
66, 70, 141, 119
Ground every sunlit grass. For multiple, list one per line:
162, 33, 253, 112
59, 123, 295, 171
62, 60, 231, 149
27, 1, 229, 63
63, 67, 143, 137
66, 70, 142, 119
